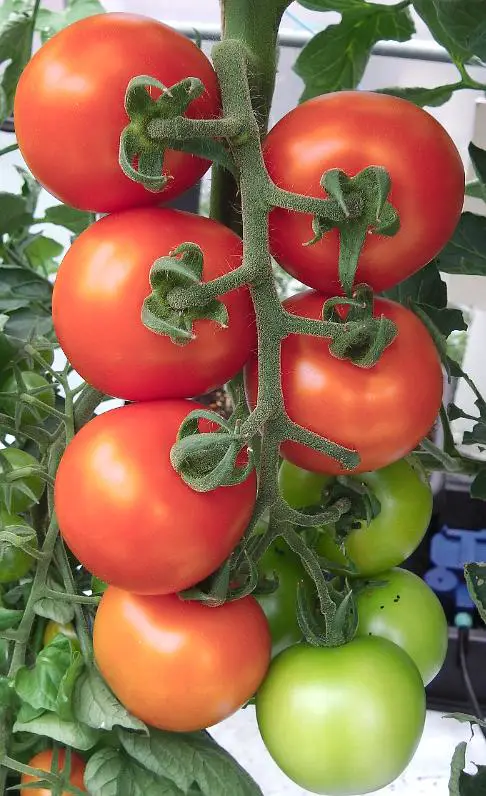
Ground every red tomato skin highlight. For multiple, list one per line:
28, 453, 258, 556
52, 208, 255, 402
94, 588, 271, 732
14, 13, 221, 212
264, 91, 464, 294
55, 400, 256, 594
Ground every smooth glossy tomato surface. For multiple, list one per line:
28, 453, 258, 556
52, 208, 254, 402
264, 91, 464, 294
256, 537, 311, 657
0, 448, 44, 513
356, 567, 448, 685
21, 749, 86, 795
94, 588, 271, 732
246, 291, 443, 474
0, 511, 34, 583
256, 637, 425, 795
54, 400, 256, 594
14, 14, 220, 212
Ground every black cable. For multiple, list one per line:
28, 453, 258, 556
458, 626, 486, 741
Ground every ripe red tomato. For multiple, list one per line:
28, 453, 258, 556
54, 400, 256, 594
14, 14, 221, 212
264, 91, 464, 294
21, 749, 86, 795
245, 290, 443, 474
52, 208, 254, 401
94, 587, 271, 732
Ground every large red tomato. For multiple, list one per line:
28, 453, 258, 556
52, 208, 254, 401
245, 290, 443, 474
94, 588, 271, 732
54, 400, 256, 594
264, 91, 464, 294
14, 14, 221, 212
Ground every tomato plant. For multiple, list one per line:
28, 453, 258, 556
256, 536, 311, 656
21, 749, 86, 795
94, 587, 271, 732
264, 91, 464, 295
52, 208, 255, 401
246, 290, 443, 474
256, 637, 425, 795
0, 511, 35, 583
0, 372, 55, 427
54, 399, 256, 594
14, 13, 221, 213
356, 567, 448, 685
3, 0, 482, 793
0, 448, 44, 513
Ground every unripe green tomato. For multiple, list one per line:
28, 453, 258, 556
256, 637, 426, 795
316, 458, 432, 576
0, 510, 36, 583
0, 371, 55, 426
0, 448, 44, 513
256, 538, 311, 657
356, 568, 448, 685
43, 620, 79, 649
278, 460, 331, 509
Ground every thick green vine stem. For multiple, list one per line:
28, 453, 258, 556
116, 36, 405, 640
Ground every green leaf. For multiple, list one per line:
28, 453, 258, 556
469, 143, 486, 192
413, 0, 472, 63
0, 605, 22, 629
386, 260, 466, 336
34, 577, 75, 624
449, 741, 467, 796
13, 710, 100, 750
0, 1, 34, 120
298, 0, 364, 9
378, 83, 456, 107
0, 265, 52, 314
459, 766, 486, 795
42, 204, 93, 235
0, 193, 32, 235
23, 235, 64, 275
437, 213, 486, 275
85, 747, 185, 796
73, 666, 147, 733
119, 728, 263, 796
464, 562, 486, 623
431, 0, 486, 63
445, 712, 486, 728
294, 3, 414, 100
470, 468, 486, 500
15, 635, 73, 712
465, 180, 486, 201
56, 653, 85, 722
36, 0, 105, 43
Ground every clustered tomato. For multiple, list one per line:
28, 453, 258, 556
264, 90, 464, 295
52, 208, 255, 401
246, 290, 444, 475
14, 14, 221, 213
13, 11, 463, 795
